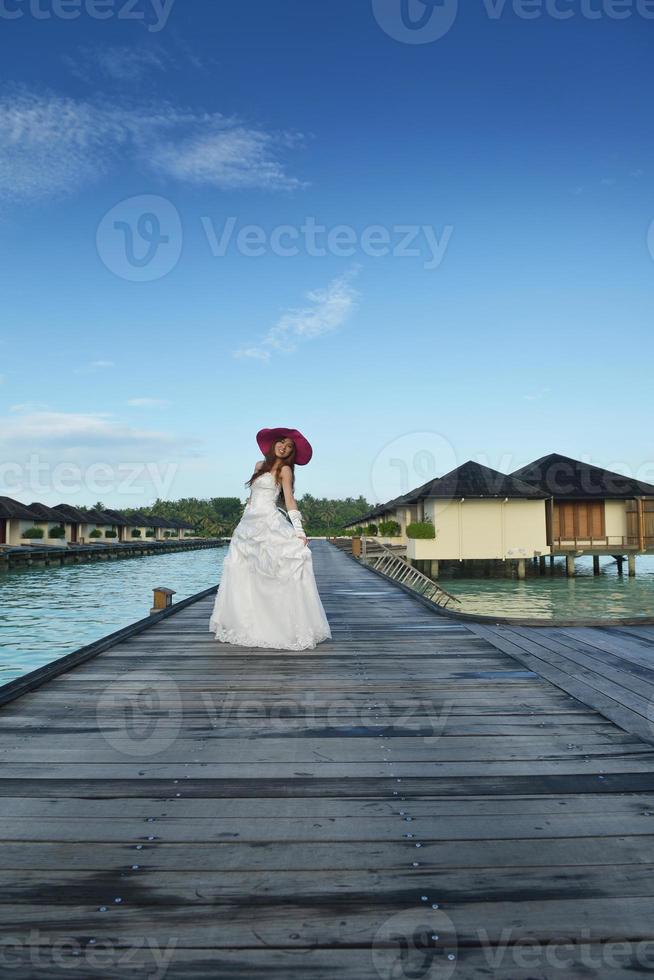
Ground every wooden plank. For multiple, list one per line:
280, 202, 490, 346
3, 540, 654, 975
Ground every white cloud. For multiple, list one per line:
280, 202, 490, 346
234, 269, 360, 361
63, 39, 206, 84
0, 88, 305, 203
0, 408, 200, 459
127, 397, 171, 408
151, 126, 305, 191
64, 45, 170, 83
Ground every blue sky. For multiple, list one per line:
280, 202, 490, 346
1, 0, 653, 509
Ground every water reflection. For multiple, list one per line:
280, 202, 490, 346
443, 555, 654, 620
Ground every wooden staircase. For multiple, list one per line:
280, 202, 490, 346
359, 538, 460, 611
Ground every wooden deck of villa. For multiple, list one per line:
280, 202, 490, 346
2, 541, 654, 977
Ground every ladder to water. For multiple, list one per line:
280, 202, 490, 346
360, 538, 460, 611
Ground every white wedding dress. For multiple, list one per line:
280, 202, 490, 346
209, 471, 332, 651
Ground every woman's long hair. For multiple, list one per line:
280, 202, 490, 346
246, 439, 297, 489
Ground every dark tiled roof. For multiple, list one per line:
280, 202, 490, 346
0, 496, 40, 520
27, 502, 71, 522
54, 504, 89, 524
126, 511, 158, 527
342, 460, 548, 529
82, 509, 116, 524
401, 460, 549, 503
511, 453, 654, 499
98, 509, 131, 526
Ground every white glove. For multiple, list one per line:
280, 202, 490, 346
287, 509, 305, 537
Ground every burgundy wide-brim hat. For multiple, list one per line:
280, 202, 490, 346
256, 427, 313, 466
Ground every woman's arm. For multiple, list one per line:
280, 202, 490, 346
280, 466, 308, 545
280, 465, 299, 511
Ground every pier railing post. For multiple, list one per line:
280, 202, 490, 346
151, 587, 176, 615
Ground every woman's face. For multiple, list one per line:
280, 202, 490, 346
274, 438, 294, 460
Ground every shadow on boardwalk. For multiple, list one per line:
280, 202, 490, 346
1, 541, 654, 978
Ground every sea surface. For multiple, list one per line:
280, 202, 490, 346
440, 554, 654, 620
1, 547, 653, 688
0, 546, 226, 686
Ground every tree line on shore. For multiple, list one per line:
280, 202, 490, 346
88, 494, 374, 538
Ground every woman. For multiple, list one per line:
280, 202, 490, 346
209, 426, 332, 651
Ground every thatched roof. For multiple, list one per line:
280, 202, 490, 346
0, 496, 40, 520
511, 453, 654, 500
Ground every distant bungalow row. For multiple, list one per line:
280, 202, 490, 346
344, 453, 654, 577
0, 497, 198, 548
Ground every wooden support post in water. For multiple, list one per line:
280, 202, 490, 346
539, 556, 547, 575
628, 554, 636, 577
593, 555, 600, 576
616, 555, 624, 575
517, 559, 526, 580
151, 586, 176, 615
566, 554, 576, 577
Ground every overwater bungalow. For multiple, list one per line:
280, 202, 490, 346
0, 497, 40, 546
165, 517, 196, 539
26, 502, 72, 546
511, 452, 654, 572
346, 454, 654, 578
123, 511, 159, 540
53, 504, 90, 544
98, 508, 133, 543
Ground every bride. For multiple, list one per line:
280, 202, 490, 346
209, 427, 332, 651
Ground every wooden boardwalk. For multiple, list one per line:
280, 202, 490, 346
2, 541, 654, 977
470, 622, 654, 748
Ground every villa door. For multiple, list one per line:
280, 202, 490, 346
70, 524, 78, 543
554, 501, 605, 541
0, 519, 6, 544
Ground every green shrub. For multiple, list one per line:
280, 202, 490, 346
145, 530, 155, 538
22, 526, 45, 539
48, 525, 66, 539
89, 529, 103, 539
378, 520, 401, 537
131, 529, 142, 538
105, 530, 117, 539
406, 520, 436, 540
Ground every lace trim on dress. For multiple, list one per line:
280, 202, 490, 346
209, 620, 331, 651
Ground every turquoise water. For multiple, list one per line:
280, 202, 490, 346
2, 548, 653, 688
0, 547, 226, 686
441, 555, 654, 620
